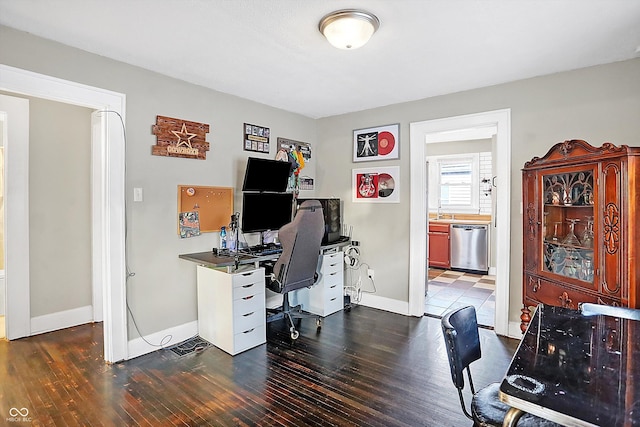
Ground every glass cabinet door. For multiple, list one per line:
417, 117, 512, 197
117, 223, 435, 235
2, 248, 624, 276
541, 169, 595, 284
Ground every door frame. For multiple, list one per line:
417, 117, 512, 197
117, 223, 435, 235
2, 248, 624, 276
408, 109, 511, 337
0, 65, 127, 362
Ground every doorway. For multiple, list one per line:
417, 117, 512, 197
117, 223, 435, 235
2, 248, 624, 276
408, 109, 512, 337
0, 65, 127, 362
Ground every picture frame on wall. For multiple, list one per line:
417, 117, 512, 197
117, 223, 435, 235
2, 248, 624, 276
243, 122, 270, 153
353, 123, 399, 162
352, 166, 400, 203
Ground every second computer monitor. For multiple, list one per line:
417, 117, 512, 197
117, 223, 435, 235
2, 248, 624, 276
241, 192, 294, 233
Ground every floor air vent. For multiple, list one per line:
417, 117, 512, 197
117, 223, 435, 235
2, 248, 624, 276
167, 336, 212, 357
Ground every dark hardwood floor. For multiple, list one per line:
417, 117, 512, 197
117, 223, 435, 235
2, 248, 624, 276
0, 306, 518, 426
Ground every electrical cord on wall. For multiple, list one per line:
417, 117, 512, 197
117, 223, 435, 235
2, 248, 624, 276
343, 244, 376, 305
98, 109, 174, 349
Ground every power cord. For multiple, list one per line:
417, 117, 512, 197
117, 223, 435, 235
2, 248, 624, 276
98, 109, 173, 349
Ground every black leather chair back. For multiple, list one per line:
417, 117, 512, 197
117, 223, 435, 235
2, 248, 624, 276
441, 305, 481, 391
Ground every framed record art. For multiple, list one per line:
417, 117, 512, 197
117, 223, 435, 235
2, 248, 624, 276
353, 123, 399, 162
352, 166, 400, 203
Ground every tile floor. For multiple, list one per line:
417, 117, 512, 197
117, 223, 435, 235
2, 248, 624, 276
425, 268, 496, 328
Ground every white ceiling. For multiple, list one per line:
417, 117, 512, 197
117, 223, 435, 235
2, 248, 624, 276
1, 0, 639, 119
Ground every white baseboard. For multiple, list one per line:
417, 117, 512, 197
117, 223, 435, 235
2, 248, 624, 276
488, 266, 497, 276
127, 320, 198, 360
30, 305, 94, 335
357, 293, 409, 316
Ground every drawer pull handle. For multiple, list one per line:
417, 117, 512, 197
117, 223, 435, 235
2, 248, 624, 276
242, 295, 254, 300
529, 276, 541, 293
242, 272, 255, 277
329, 272, 337, 276
330, 263, 339, 267
242, 312, 255, 317
242, 284, 254, 288
330, 285, 337, 289
330, 297, 337, 301
243, 328, 255, 334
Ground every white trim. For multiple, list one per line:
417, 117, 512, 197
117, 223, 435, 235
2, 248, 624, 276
0, 95, 30, 340
409, 109, 511, 337
358, 293, 408, 315
127, 321, 199, 360
0, 64, 128, 362
30, 305, 94, 336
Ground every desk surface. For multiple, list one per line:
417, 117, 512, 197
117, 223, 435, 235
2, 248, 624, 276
499, 304, 640, 427
179, 239, 351, 270
179, 250, 279, 269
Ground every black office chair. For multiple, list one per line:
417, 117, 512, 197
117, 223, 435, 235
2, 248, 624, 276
266, 200, 324, 340
441, 306, 560, 427
580, 302, 640, 320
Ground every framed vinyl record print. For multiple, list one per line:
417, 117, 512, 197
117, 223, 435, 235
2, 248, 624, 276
353, 123, 399, 162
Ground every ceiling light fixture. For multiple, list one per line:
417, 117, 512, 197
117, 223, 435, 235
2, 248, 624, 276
319, 9, 380, 50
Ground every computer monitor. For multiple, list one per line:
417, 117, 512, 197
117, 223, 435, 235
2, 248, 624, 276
296, 198, 341, 244
242, 157, 291, 192
241, 192, 294, 233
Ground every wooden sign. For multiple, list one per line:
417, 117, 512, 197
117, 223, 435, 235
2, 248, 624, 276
152, 116, 210, 159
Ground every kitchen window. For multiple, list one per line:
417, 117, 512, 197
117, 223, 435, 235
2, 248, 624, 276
427, 153, 480, 213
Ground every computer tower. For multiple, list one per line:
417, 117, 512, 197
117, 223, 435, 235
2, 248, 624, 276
297, 198, 341, 244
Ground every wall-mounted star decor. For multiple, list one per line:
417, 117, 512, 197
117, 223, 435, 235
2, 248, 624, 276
152, 116, 210, 159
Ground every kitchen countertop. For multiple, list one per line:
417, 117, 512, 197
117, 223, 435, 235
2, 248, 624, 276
429, 219, 491, 225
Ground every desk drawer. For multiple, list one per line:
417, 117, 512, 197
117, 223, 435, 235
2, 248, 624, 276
233, 305, 265, 333
319, 269, 343, 286
233, 281, 263, 300
233, 290, 264, 316
324, 281, 343, 300
320, 252, 343, 274
233, 325, 266, 354
231, 269, 264, 288
324, 295, 343, 315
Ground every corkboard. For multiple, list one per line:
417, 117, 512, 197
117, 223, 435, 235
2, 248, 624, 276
178, 185, 233, 233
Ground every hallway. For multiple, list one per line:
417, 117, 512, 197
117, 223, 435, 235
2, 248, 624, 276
425, 268, 496, 328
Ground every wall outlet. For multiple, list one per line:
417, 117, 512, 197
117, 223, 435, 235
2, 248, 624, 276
367, 269, 374, 280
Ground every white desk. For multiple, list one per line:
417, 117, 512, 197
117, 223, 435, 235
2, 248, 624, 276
180, 242, 348, 355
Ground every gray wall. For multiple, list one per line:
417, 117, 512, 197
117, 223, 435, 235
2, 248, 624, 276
315, 58, 640, 319
28, 97, 92, 317
0, 25, 317, 338
2, 23, 639, 332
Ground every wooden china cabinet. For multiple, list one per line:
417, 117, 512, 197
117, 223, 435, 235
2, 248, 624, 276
521, 140, 640, 331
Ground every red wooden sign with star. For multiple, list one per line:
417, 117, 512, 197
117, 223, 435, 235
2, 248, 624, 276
152, 116, 210, 159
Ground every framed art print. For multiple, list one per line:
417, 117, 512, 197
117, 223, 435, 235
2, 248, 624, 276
243, 123, 270, 153
352, 166, 400, 203
353, 123, 399, 162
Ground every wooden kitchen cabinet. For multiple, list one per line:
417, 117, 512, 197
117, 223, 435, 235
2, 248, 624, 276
428, 222, 450, 269
521, 140, 640, 331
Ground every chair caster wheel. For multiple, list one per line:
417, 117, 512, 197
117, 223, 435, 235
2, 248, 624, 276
290, 327, 299, 340
316, 318, 322, 329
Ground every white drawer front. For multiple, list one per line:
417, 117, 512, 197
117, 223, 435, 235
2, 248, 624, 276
231, 269, 264, 288
324, 296, 343, 315
321, 254, 343, 275
233, 291, 264, 316
233, 281, 263, 300
233, 306, 265, 333
321, 270, 343, 285
324, 282, 343, 300
234, 325, 266, 354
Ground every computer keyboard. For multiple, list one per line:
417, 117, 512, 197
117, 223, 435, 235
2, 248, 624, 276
242, 243, 283, 256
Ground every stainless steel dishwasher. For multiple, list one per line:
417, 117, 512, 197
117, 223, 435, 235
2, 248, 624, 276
450, 224, 488, 274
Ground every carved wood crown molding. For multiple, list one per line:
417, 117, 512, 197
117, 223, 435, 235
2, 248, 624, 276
523, 140, 630, 169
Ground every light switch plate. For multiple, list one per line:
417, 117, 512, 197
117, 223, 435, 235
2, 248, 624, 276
133, 187, 143, 202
